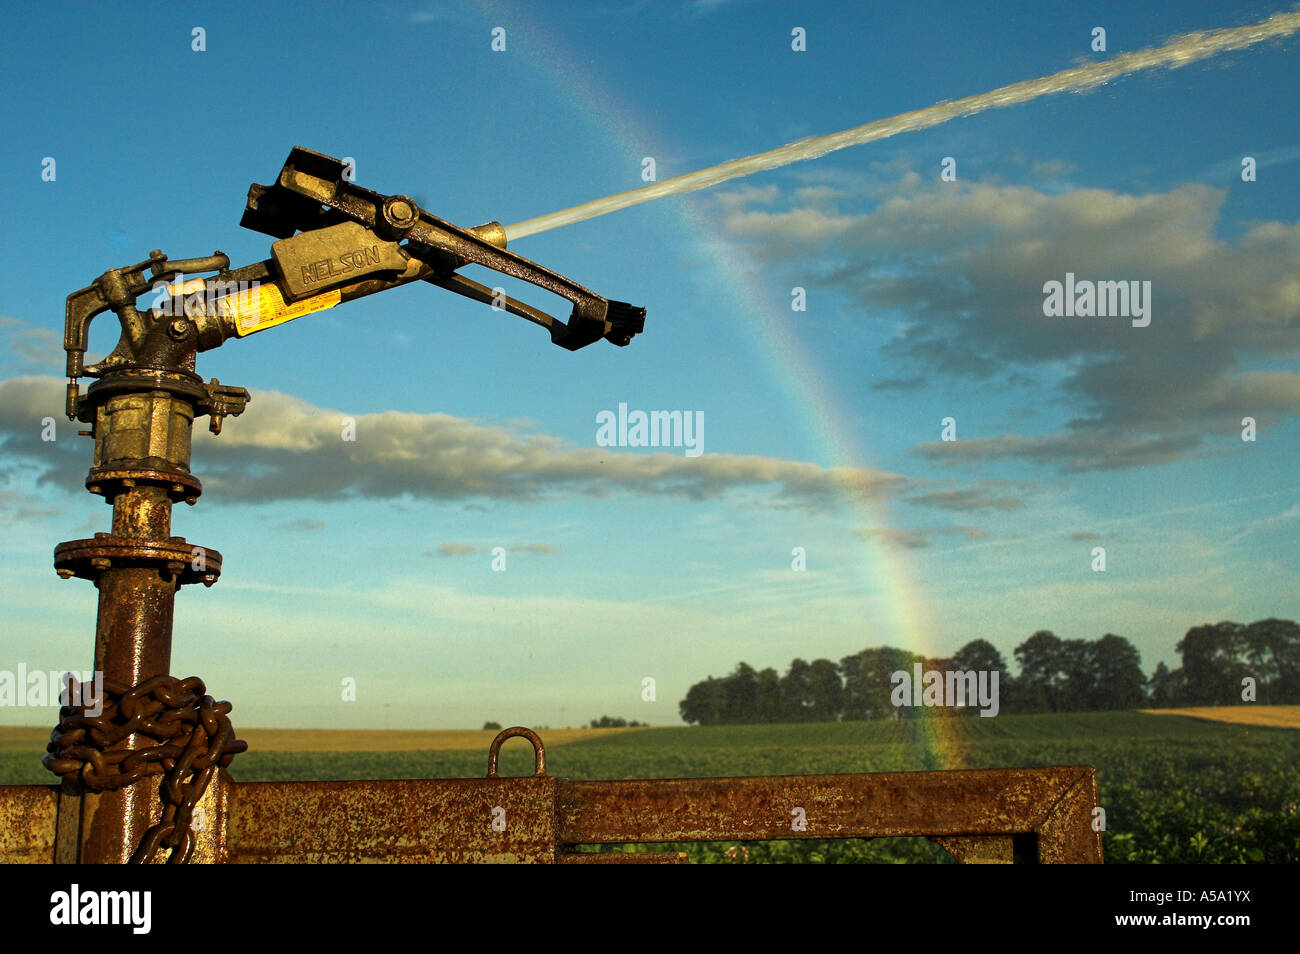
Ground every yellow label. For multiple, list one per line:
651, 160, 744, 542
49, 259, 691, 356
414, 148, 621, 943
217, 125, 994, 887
223, 282, 342, 336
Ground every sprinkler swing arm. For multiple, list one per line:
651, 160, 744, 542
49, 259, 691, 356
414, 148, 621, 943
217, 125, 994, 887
63, 146, 646, 424
0, 148, 1100, 865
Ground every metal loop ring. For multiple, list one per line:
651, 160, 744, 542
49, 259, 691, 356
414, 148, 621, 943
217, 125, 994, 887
486, 726, 546, 778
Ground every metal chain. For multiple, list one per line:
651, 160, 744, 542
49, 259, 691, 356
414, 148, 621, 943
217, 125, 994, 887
44, 674, 247, 864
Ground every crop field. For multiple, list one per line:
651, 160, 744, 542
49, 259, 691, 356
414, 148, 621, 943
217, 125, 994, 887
3, 710, 1296, 863
1142, 705, 1300, 729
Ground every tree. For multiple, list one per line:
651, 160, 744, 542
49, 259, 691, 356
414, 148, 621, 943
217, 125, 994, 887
806, 658, 844, 722
953, 639, 1008, 675
1013, 631, 1063, 712
1090, 634, 1146, 709
722, 662, 760, 723
950, 639, 1010, 716
1240, 618, 1300, 703
588, 715, 629, 728
1177, 622, 1249, 705
1148, 661, 1184, 707
1168, 618, 1300, 705
679, 676, 726, 725
1056, 638, 1097, 712
841, 646, 921, 719
677, 618, 1300, 726
755, 667, 783, 723
482, 721, 502, 731
779, 659, 815, 722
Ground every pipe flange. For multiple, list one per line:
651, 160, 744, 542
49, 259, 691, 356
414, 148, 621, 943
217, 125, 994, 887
54, 535, 223, 586
86, 466, 203, 504
77, 370, 209, 421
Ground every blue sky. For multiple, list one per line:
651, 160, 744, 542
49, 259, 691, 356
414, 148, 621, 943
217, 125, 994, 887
1, 0, 1297, 729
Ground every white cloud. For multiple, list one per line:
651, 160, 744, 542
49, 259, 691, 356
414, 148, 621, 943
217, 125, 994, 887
714, 175, 1300, 470
0, 375, 913, 508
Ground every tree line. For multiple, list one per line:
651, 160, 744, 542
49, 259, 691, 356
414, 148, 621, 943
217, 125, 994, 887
678, 618, 1299, 725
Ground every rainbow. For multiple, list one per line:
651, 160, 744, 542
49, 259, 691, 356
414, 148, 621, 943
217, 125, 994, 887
481, 0, 960, 767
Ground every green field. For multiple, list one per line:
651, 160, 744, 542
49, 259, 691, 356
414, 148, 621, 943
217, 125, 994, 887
4, 712, 1296, 863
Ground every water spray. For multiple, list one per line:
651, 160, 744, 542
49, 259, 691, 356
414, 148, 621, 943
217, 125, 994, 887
504, 10, 1300, 242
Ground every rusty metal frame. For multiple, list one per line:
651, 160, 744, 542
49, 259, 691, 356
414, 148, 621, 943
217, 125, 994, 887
1, 757, 1103, 863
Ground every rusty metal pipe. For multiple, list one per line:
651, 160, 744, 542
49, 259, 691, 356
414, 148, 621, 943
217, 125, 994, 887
52, 377, 225, 863
110, 485, 172, 539
80, 500, 179, 863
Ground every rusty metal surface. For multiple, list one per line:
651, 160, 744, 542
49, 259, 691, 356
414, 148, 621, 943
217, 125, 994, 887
933, 835, 1016, 863
1036, 764, 1103, 863
208, 763, 1098, 864
78, 566, 176, 863
55, 536, 222, 587
185, 768, 233, 864
558, 851, 688, 863
48, 770, 232, 866
0, 785, 58, 863
225, 778, 558, 863
556, 766, 1103, 863
3, 762, 1100, 863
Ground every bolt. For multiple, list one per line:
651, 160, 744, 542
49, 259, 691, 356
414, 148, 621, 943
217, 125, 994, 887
56, 568, 75, 579
386, 196, 419, 230
121, 478, 135, 488
90, 557, 111, 571
171, 483, 184, 495
202, 574, 217, 587
87, 484, 101, 495
94, 532, 109, 540
184, 496, 198, 506
168, 318, 189, 340
166, 561, 184, 574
